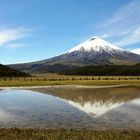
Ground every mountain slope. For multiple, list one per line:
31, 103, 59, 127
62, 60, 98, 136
9, 36, 140, 73
0, 64, 30, 77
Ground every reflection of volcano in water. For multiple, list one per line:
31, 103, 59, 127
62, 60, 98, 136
60, 99, 124, 117
35, 86, 140, 117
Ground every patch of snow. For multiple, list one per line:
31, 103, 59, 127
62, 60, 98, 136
67, 36, 124, 54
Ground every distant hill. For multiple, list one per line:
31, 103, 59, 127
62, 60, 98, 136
60, 64, 140, 76
0, 64, 30, 77
9, 36, 140, 73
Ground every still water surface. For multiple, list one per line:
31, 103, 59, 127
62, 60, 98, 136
0, 86, 140, 129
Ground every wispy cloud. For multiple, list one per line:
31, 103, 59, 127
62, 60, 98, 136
0, 27, 31, 47
4, 43, 32, 49
98, 0, 140, 47
114, 27, 140, 46
100, 34, 109, 39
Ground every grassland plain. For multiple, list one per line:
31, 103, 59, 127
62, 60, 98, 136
0, 129, 139, 140
0, 79, 140, 87
0, 74, 140, 87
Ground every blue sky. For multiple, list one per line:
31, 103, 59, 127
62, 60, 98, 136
0, 0, 140, 64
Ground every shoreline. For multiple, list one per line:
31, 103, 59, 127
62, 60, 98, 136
0, 84, 131, 90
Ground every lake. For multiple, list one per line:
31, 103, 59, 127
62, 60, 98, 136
0, 86, 140, 130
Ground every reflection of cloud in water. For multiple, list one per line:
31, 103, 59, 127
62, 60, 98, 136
60, 98, 124, 117
0, 109, 12, 121
131, 98, 140, 105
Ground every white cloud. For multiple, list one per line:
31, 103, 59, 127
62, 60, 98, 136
5, 43, 27, 49
131, 48, 140, 55
99, 0, 140, 47
0, 27, 31, 47
100, 34, 109, 39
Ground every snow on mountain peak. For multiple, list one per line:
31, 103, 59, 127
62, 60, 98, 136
67, 36, 124, 54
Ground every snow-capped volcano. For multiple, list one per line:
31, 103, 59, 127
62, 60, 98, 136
9, 36, 140, 73
57, 36, 140, 66
67, 36, 123, 54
